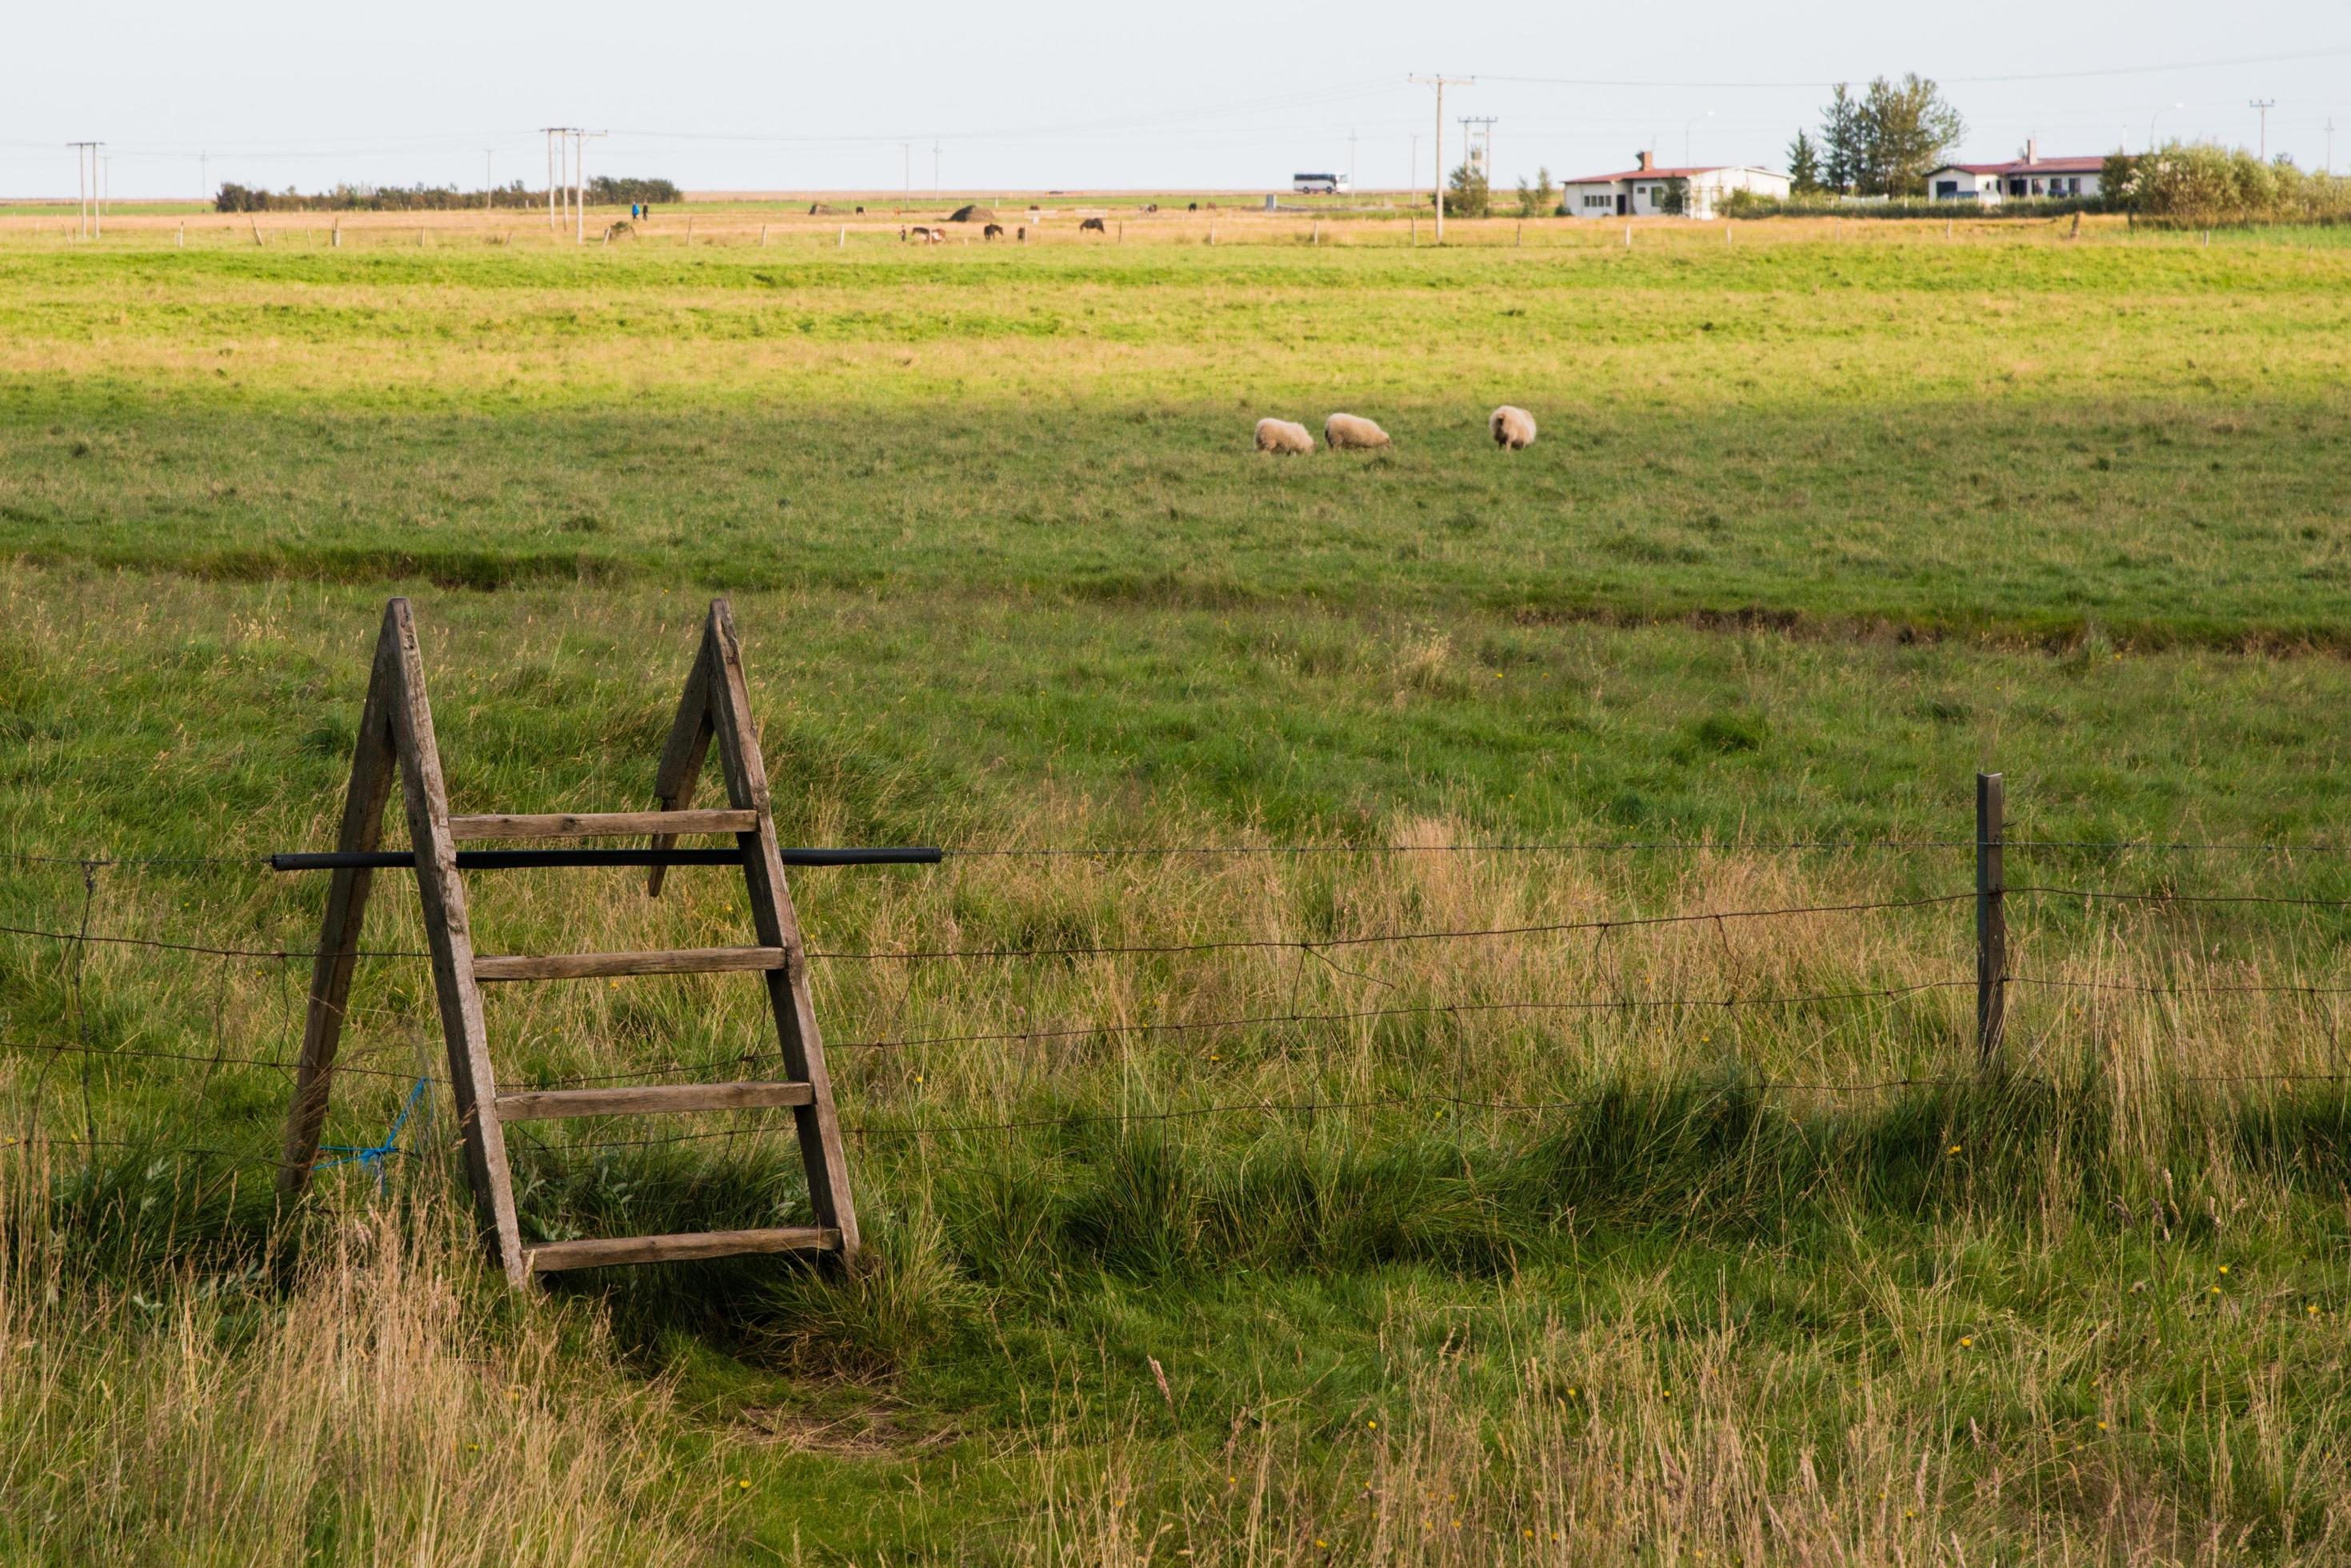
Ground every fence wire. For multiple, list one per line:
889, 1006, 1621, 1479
3, 841, 2348, 1188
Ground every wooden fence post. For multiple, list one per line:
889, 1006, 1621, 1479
1976, 771, 2007, 1070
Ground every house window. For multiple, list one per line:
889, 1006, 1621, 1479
2009, 179, 2025, 196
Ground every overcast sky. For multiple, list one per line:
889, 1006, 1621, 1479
6, 1, 2346, 198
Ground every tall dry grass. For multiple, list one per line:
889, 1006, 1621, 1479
0, 1155, 717, 1565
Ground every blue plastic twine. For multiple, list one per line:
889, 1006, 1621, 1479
315, 1078, 428, 1191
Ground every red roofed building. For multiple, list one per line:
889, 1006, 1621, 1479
1925, 142, 2108, 202
1557, 150, 1791, 219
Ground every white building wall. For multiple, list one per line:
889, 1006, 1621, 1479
1559, 167, 1791, 218
1560, 182, 1620, 218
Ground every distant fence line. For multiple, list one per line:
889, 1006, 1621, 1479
5, 774, 2349, 1182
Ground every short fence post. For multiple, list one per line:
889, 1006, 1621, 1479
838, 224, 846, 249
1975, 771, 2007, 1070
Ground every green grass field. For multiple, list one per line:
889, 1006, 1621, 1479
5, 224, 2351, 1564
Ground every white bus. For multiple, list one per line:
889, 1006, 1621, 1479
1291, 173, 1350, 195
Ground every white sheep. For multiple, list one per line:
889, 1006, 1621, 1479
1489, 406, 1537, 450
1253, 418, 1314, 455
1323, 413, 1391, 451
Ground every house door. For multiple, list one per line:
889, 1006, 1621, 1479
1616, 192, 1627, 215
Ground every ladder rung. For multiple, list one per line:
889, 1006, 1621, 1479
496, 1080, 814, 1122
472, 946, 789, 982
526, 1226, 842, 1273
448, 809, 757, 842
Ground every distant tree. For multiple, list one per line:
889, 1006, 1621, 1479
1446, 160, 1491, 218
2101, 151, 2141, 210
1809, 76, 1964, 196
1785, 130, 1824, 194
588, 175, 682, 206
1515, 166, 1557, 217
1654, 177, 1690, 217
1855, 74, 1966, 196
1820, 83, 1864, 194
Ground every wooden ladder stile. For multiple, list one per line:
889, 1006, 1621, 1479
278, 598, 862, 1286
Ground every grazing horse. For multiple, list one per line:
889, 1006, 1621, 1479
1078, 217, 1107, 234
983, 223, 1004, 240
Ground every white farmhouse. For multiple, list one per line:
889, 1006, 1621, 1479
1925, 141, 2106, 203
1557, 151, 1791, 219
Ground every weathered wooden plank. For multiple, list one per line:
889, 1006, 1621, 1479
645, 642, 718, 898
472, 946, 787, 982
702, 598, 863, 1263
449, 809, 755, 842
495, 1080, 814, 1122
384, 598, 528, 1288
526, 1226, 841, 1273
277, 618, 402, 1198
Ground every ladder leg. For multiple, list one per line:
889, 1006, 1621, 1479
644, 638, 715, 899
382, 599, 528, 1287
278, 627, 402, 1198
698, 600, 862, 1263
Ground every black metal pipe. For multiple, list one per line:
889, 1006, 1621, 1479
270, 846, 942, 872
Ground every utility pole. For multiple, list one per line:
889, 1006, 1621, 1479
67, 142, 100, 239
2251, 99, 2276, 162
200, 150, 208, 207
2328, 118, 2337, 174
485, 149, 494, 209
1409, 133, 1418, 197
1347, 128, 1357, 191
1409, 76, 1472, 242
542, 129, 564, 229
1458, 115, 1496, 196
574, 130, 602, 243
933, 139, 942, 191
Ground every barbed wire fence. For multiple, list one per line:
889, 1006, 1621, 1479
4, 789, 2351, 1198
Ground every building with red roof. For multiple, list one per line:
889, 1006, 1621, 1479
1557, 150, 1790, 219
1925, 142, 2108, 202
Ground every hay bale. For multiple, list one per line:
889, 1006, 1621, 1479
949, 204, 998, 223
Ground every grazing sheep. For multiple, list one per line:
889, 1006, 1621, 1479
1489, 406, 1537, 450
1323, 413, 1391, 451
1079, 217, 1107, 234
984, 223, 1004, 240
1253, 418, 1314, 455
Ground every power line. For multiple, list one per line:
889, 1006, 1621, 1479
1477, 43, 2351, 92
